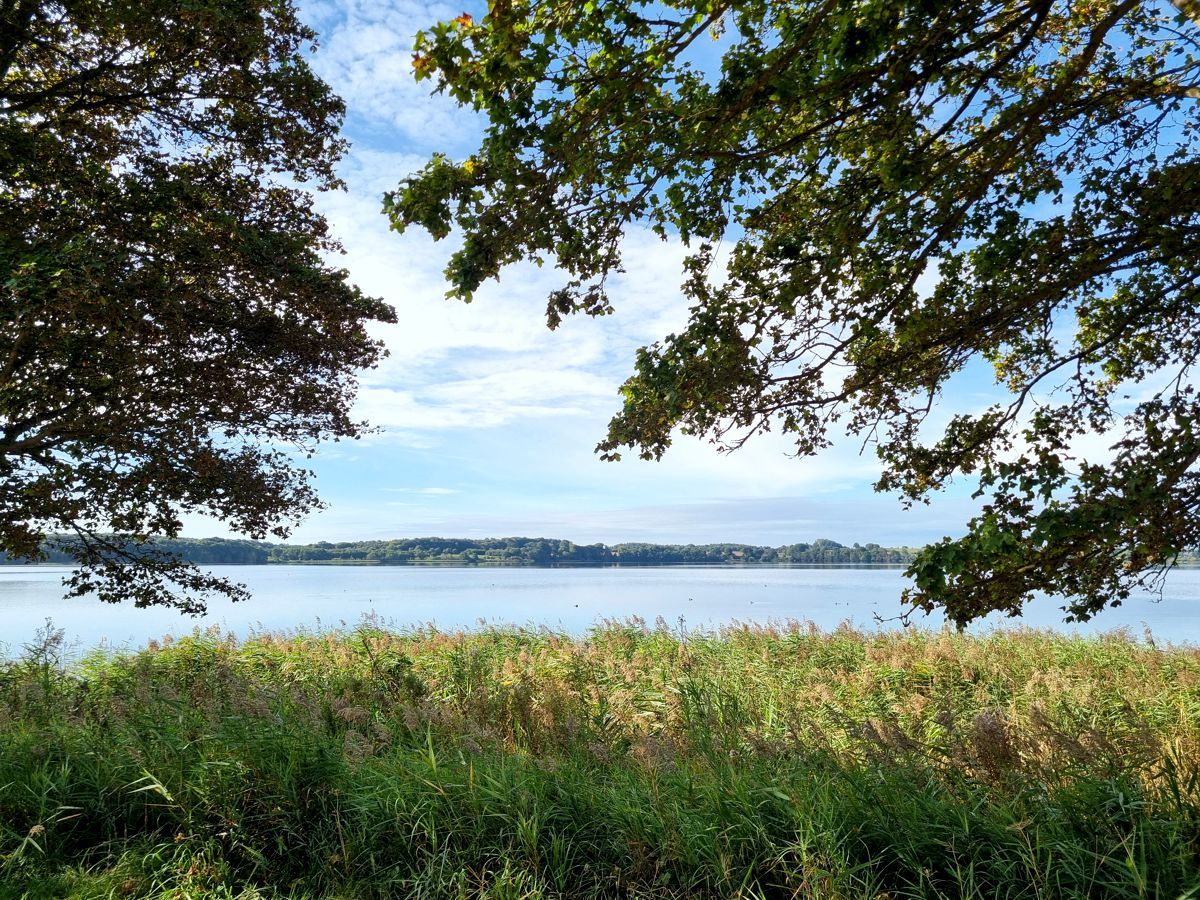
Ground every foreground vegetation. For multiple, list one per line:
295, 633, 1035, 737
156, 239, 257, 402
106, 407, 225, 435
2, 620, 1199, 898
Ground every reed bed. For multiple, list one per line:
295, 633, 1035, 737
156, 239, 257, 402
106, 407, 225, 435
1, 617, 1198, 898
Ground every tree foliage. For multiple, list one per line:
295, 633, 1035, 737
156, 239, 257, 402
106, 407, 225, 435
389, 0, 1200, 625
1, 0, 395, 611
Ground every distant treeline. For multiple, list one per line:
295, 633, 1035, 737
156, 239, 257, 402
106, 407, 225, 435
7, 536, 921, 566
268, 537, 917, 566
19, 538, 273, 566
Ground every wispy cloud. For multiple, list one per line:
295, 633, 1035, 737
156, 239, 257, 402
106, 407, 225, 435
300, 0, 480, 151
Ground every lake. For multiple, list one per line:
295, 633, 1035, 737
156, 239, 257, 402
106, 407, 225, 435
3, 564, 1200, 657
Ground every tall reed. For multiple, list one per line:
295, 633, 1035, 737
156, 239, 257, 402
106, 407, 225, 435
2, 619, 1198, 898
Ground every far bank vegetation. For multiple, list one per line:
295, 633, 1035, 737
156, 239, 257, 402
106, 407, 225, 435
6, 537, 920, 567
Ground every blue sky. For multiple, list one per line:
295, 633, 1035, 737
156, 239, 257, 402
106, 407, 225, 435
189, 0, 997, 548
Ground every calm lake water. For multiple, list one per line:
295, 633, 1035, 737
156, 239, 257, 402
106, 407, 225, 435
3, 564, 1200, 657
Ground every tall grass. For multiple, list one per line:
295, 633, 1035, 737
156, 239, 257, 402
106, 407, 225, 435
2, 618, 1198, 898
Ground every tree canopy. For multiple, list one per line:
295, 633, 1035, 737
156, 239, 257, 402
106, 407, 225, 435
1, 0, 395, 611
389, 0, 1200, 625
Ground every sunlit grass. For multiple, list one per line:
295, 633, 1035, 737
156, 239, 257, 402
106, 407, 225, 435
2, 618, 1199, 897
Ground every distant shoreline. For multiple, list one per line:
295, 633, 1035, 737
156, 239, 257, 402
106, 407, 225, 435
7, 534, 1200, 569
2, 560, 915, 568
9, 559, 1200, 570
249, 560, 916, 568
3, 535, 924, 567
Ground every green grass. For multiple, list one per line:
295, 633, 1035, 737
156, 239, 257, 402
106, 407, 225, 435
2, 618, 1199, 898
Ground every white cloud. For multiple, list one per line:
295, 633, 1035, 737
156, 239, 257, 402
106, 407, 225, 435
308, 144, 701, 439
354, 385, 591, 430
300, 0, 481, 150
